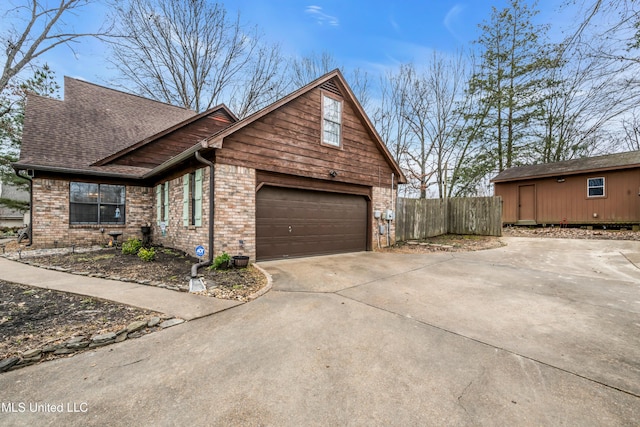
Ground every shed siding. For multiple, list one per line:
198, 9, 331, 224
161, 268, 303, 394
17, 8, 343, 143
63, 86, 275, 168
216, 85, 395, 189
495, 168, 640, 224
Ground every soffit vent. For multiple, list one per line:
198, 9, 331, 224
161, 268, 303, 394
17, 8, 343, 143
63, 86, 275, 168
320, 79, 342, 97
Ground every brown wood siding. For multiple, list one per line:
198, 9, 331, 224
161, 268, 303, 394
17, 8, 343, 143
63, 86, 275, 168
114, 112, 233, 169
496, 168, 640, 224
216, 86, 396, 188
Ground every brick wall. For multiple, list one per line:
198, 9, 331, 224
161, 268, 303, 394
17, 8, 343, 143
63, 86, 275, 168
151, 169, 210, 257
214, 164, 256, 260
151, 164, 256, 261
372, 186, 396, 248
31, 178, 153, 248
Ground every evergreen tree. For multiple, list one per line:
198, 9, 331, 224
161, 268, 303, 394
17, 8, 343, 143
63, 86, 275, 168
467, 0, 557, 173
0, 65, 59, 210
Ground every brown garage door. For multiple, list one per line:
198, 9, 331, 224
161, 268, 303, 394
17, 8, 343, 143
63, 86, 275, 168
256, 186, 367, 260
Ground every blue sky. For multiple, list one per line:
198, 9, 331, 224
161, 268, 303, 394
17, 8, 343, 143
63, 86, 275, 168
3, 0, 574, 90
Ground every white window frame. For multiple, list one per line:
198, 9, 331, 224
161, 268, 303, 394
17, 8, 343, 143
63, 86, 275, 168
587, 177, 605, 198
321, 93, 342, 148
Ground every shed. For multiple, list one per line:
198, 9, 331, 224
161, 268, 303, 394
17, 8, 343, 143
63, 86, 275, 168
492, 151, 640, 226
13, 70, 406, 260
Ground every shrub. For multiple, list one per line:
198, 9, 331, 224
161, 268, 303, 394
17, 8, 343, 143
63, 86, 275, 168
137, 247, 156, 262
122, 238, 142, 255
211, 252, 231, 270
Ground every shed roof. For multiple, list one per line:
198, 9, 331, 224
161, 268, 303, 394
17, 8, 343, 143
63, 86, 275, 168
16, 77, 196, 175
491, 151, 640, 183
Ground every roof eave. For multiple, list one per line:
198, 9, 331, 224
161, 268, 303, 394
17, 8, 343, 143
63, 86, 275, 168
13, 163, 144, 180
492, 162, 640, 183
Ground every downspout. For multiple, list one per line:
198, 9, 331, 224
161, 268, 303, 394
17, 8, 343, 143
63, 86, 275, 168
388, 173, 394, 247
191, 150, 215, 278
14, 169, 33, 247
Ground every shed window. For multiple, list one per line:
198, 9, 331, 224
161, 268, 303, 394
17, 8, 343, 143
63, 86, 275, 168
322, 94, 342, 147
587, 177, 605, 197
70, 183, 125, 224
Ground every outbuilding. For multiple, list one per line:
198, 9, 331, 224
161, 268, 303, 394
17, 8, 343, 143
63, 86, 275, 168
492, 151, 640, 226
14, 70, 406, 261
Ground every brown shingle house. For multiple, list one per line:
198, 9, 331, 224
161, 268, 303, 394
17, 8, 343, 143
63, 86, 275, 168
492, 151, 640, 226
13, 70, 406, 261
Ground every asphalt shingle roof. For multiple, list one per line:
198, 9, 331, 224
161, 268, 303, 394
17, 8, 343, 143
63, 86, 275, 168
17, 77, 196, 176
492, 151, 640, 182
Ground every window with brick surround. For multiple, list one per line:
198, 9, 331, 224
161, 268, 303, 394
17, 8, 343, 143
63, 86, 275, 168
156, 182, 169, 224
182, 169, 202, 226
322, 93, 342, 147
70, 182, 125, 224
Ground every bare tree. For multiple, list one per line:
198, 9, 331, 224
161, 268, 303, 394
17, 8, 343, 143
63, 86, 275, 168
1, 0, 111, 91
227, 43, 288, 118
109, 0, 282, 114
288, 50, 372, 111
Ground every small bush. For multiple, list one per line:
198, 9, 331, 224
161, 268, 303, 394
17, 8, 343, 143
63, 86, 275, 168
137, 247, 156, 262
211, 252, 231, 270
122, 238, 142, 255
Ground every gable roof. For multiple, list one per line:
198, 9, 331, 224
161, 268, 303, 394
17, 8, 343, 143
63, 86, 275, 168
199, 69, 407, 184
92, 104, 237, 167
492, 150, 640, 183
16, 77, 196, 175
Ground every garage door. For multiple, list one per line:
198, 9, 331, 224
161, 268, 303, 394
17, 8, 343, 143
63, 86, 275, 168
256, 186, 367, 260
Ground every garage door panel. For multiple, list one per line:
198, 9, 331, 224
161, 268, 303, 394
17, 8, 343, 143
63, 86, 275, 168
256, 186, 367, 260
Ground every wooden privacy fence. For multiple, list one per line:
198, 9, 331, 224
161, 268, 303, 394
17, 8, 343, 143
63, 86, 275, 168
395, 196, 502, 241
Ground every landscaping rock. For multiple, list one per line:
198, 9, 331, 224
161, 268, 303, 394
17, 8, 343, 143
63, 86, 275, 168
127, 320, 148, 333
66, 341, 90, 349
115, 333, 128, 343
54, 348, 75, 355
159, 318, 184, 329
147, 317, 161, 327
66, 336, 86, 345
92, 332, 117, 343
0, 357, 20, 372
21, 349, 42, 359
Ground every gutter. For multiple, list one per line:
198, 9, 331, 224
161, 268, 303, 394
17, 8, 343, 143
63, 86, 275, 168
13, 168, 33, 246
190, 150, 215, 278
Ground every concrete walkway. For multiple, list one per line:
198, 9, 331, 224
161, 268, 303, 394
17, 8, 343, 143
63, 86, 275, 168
0, 258, 241, 320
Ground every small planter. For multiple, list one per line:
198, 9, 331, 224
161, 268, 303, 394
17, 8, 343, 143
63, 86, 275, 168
232, 255, 249, 268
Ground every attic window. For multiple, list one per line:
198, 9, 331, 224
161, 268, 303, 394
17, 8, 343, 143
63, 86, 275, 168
322, 93, 342, 147
587, 177, 605, 197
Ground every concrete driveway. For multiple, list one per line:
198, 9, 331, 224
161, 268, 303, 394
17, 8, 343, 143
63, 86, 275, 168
1, 237, 639, 426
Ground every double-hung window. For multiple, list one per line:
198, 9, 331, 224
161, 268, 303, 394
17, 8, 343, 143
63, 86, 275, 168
587, 177, 605, 197
183, 169, 203, 227
70, 182, 125, 224
322, 94, 342, 147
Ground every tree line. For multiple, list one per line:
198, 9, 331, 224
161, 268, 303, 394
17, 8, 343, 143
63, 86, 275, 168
1, 0, 638, 203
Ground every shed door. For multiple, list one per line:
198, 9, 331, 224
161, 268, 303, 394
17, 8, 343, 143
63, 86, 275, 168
256, 186, 367, 260
518, 185, 536, 222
